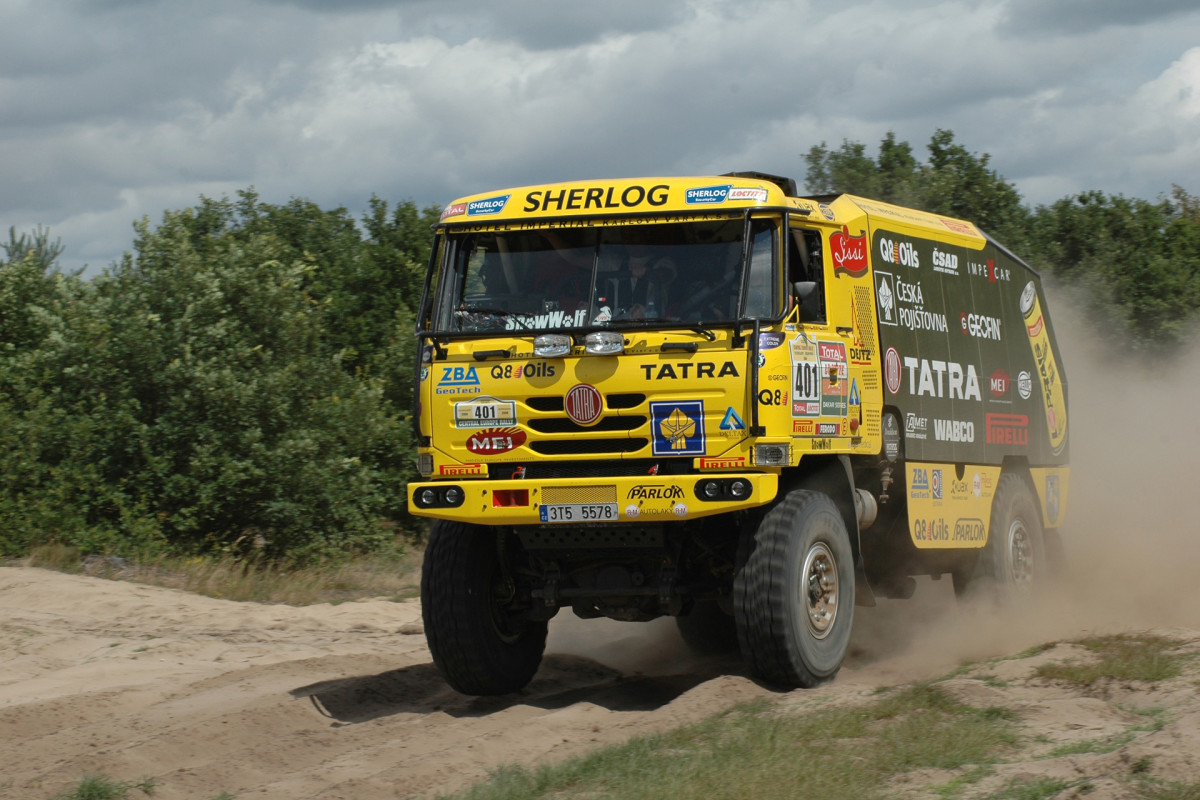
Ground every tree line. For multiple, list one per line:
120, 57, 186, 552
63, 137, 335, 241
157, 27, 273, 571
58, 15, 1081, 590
1, 131, 1197, 563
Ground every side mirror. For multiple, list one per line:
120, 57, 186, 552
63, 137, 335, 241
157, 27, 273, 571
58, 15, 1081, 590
792, 281, 821, 322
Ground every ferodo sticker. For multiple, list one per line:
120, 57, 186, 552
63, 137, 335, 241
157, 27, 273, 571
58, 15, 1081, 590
454, 396, 517, 428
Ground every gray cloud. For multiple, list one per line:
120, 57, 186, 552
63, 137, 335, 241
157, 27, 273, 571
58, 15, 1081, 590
2, 0, 1198, 274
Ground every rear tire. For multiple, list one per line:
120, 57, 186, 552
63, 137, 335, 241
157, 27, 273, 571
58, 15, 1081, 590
953, 473, 1045, 603
421, 521, 547, 695
734, 490, 855, 688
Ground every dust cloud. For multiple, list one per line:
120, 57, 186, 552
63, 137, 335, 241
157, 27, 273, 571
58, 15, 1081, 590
547, 284, 1200, 687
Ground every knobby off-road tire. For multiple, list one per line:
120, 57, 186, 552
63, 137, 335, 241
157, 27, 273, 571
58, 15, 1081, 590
734, 489, 855, 688
675, 598, 739, 656
952, 472, 1045, 603
421, 521, 547, 696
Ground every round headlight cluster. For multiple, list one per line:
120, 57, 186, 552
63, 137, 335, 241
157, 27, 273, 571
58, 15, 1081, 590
694, 478, 752, 502
413, 485, 466, 509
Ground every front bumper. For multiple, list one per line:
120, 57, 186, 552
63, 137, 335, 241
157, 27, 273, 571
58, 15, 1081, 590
408, 472, 779, 525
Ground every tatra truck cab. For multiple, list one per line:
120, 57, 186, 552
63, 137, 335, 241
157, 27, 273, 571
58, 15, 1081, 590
409, 173, 1069, 695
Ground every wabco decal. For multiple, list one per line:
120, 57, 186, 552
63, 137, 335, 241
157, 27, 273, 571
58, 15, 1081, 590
467, 195, 510, 215
523, 184, 669, 213
933, 419, 975, 443
831, 227, 868, 278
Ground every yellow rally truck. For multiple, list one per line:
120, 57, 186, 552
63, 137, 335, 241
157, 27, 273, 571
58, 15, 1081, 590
409, 173, 1069, 695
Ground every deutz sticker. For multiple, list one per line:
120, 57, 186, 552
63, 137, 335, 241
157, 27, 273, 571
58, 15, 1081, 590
454, 396, 517, 428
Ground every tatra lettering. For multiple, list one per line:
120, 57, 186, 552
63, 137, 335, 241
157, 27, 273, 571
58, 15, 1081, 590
639, 361, 740, 380
902, 357, 981, 400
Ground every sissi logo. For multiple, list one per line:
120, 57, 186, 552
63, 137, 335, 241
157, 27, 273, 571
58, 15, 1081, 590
831, 226, 868, 277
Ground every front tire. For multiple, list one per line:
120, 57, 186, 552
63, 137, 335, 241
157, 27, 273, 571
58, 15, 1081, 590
734, 490, 855, 688
421, 521, 547, 695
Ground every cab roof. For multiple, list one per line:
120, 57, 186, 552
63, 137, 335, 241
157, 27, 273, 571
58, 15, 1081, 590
436, 174, 985, 247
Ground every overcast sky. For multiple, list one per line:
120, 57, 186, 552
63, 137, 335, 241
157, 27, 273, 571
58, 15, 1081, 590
3, 0, 1199, 274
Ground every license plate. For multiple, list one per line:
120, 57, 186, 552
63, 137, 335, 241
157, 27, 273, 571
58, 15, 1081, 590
539, 503, 619, 523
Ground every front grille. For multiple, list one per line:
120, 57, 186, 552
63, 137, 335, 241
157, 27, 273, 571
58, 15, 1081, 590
488, 459, 694, 480
529, 416, 646, 434
520, 527, 664, 550
526, 392, 645, 412
531, 438, 648, 455
521, 392, 651, 456
542, 485, 618, 504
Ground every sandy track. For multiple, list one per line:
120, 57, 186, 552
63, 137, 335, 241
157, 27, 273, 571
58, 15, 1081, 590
0, 566, 781, 799
3, 546, 1200, 800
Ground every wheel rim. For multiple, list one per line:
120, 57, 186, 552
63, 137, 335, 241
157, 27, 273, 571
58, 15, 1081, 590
800, 541, 839, 639
1006, 519, 1034, 585
489, 569, 523, 645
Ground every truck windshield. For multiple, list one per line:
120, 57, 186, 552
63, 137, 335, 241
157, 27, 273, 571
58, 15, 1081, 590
435, 218, 776, 333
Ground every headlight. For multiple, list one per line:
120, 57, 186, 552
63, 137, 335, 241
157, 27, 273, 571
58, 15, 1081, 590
584, 331, 624, 355
753, 444, 789, 466
533, 334, 571, 358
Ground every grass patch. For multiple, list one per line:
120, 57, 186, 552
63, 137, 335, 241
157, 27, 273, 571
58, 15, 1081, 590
986, 776, 1071, 799
440, 683, 1018, 800
51, 775, 154, 800
1138, 780, 1200, 800
1047, 730, 1135, 757
1034, 634, 1183, 686
19, 544, 423, 606
932, 765, 995, 798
